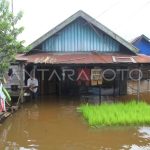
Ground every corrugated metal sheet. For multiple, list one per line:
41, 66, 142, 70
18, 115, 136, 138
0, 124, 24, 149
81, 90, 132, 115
42, 18, 120, 52
16, 53, 150, 64
132, 35, 150, 55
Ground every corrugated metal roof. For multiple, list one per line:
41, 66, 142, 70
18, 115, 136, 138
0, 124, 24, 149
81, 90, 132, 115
131, 34, 150, 44
29, 10, 138, 54
16, 52, 150, 64
131, 34, 150, 55
41, 18, 120, 52
134, 54, 150, 63
15, 54, 28, 62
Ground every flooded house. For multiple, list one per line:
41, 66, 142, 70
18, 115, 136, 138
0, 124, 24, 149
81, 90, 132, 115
16, 10, 150, 100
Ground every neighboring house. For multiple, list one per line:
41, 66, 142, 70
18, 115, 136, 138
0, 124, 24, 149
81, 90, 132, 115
132, 34, 150, 55
16, 10, 150, 98
131, 35, 150, 79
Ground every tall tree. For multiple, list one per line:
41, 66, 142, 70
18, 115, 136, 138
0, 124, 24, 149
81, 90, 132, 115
0, 0, 26, 73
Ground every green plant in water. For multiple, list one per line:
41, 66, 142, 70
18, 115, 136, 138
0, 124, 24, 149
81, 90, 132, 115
78, 100, 150, 126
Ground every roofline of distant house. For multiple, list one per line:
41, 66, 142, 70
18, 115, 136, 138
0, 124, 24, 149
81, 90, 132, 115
29, 10, 139, 54
131, 34, 150, 44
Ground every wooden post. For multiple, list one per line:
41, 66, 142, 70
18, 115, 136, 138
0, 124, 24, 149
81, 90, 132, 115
148, 70, 150, 92
137, 65, 141, 102
99, 85, 101, 104
59, 80, 61, 97
137, 77, 140, 102
113, 67, 117, 102
20, 63, 24, 103
148, 79, 150, 92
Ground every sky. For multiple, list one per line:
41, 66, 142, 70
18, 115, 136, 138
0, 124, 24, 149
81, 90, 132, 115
12, 0, 150, 45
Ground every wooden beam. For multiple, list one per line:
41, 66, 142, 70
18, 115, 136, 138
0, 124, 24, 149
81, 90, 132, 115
137, 65, 141, 102
20, 63, 24, 103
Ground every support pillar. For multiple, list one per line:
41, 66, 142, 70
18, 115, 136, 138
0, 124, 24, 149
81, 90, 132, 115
137, 65, 141, 102
20, 63, 24, 104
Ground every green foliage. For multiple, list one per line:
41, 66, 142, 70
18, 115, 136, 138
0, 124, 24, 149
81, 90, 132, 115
0, 0, 27, 72
78, 100, 150, 126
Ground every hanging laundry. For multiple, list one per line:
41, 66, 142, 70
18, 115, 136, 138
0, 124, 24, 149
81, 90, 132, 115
77, 68, 90, 86
0, 98, 5, 112
0, 83, 6, 111
91, 69, 103, 86
0, 104, 2, 112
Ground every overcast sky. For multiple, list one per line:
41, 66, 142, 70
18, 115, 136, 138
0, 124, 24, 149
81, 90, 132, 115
13, 0, 150, 45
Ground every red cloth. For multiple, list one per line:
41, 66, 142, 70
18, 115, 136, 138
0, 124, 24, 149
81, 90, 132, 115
77, 68, 90, 80
77, 69, 90, 86
0, 98, 4, 112
0, 105, 2, 112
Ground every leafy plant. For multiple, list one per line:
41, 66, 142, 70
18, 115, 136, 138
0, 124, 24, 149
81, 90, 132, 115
0, 0, 27, 73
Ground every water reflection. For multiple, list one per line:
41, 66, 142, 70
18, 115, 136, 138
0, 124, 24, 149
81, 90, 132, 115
138, 127, 150, 139
0, 97, 150, 150
27, 104, 39, 120
130, 144, 150, 150
124, 127, 150, 150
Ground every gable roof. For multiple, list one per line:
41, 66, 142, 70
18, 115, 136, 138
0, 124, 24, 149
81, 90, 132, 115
29, 10, 138, 54
131, 34, 150, 44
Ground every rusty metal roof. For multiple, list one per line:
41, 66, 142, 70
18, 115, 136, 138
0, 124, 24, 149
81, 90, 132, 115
16, 52, 150, 65
133, 54, 150, 63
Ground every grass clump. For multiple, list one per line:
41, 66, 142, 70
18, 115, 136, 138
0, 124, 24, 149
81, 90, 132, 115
78, 100, 150, 126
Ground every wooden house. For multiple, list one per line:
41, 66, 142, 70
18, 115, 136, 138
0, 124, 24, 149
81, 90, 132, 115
16, 11, 150, 98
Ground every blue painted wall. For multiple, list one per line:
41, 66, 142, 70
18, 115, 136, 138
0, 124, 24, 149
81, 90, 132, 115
41, 17, 120, 52
133, 38, 150, 55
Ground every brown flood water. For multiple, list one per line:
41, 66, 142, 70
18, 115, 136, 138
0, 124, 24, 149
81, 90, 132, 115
1, 94, 150, 150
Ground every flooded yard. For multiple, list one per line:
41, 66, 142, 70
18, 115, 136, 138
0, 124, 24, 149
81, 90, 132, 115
1, 95, 150, 150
